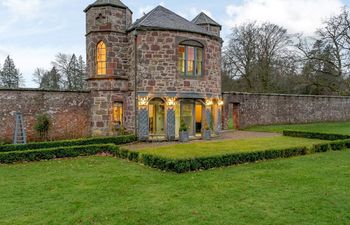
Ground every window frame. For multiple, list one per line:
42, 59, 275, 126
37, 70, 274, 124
96, 41, 107, 76
113, 102, 123, 125
178, 40, 204, 77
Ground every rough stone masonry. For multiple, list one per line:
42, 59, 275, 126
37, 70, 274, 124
223, 92, 350, 129
0, 89, 91, 142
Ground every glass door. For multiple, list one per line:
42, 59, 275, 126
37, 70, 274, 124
149, 99, 165, 135
181, 101, 195, 136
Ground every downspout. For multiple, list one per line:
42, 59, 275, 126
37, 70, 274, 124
133, 29, 138, 136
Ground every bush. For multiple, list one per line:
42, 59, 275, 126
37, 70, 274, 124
0, 135, 137, 153
34, 113, 51, 141
113, 148, 140, 162
140, 146, 309, 173
132, 139, 350, 173
283, 130, 350, 140
179, 119, 188, 132
0, 144, 119, 164
312, 143, 331, 153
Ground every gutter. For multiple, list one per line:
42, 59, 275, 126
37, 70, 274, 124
133, 29, 138, 136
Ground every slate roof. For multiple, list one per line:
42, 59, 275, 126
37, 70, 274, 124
84, 0, 129, 12
192, 12, 221, 28
128, 6, 215, 37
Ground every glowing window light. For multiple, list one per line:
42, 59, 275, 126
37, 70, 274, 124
205, 99, 213, 106
167, 97, 176, 107
97, 41, 107, 75
138, 97, 148, 107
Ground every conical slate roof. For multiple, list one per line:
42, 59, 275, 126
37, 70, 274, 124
192, 12, 221, 28
84, 0, 128, 12
128, 6, 214, 37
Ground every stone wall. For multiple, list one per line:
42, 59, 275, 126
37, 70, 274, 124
0, 89, 91, 143
136, 30, 222, 97
223, 92, 350, 129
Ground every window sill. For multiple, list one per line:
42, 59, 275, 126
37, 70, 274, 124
178, 75, 206, 80
87, 75, 128, 81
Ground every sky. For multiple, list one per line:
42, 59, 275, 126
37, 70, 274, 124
0, 0, 348, 87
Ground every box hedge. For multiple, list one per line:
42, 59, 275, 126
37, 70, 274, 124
136, 139, 350, 173
283, 130, 350, 140
0, 144, 119, 164
0, 135, 137, 153
140, 147, 308, 173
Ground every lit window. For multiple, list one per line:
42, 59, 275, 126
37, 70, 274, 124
178, 45, 185, 74
97, 41, 107, 75
113, 103, 123, 125
178, 41, 203, 77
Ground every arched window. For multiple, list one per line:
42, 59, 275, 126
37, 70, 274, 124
96, 41, 107, 75
178, 40, 204, 77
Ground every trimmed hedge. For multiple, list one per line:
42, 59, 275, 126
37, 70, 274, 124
0, 144, 119, 164
140, 147, 308, 173
283, 130, 350, 140
0, 135, 137, 153
130, 139, 350, 173
1, 135, 349, 172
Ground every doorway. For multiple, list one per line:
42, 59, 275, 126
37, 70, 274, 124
195, 103, 203, 134
232, 103, 240, 130
181, 101, 195, 136
149, 98, 165, 135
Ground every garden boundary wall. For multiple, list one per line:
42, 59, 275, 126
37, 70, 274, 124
223, 92, 350, 129
0, 88, 91, 143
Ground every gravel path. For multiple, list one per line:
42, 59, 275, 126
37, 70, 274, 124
124, 130, 281, 151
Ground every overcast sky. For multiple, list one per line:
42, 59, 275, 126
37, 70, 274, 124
0, 0, 348, 87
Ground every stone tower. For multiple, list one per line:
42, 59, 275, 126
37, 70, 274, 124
84, 0, 134, 136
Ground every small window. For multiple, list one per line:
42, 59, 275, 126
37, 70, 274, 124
113, 103, 123, 125
178, 41, 204, 77
97, 41, 107, 75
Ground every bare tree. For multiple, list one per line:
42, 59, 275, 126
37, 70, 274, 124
223, 23, 259, 91
33, 67, 61, 90
256, 23, 292, 92
52, 53, 72, 89
52, 53, 87, 90
223, 22, 295, 93
296, 8, 350, 95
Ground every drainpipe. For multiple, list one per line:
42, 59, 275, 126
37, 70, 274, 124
133, 29, 138, 136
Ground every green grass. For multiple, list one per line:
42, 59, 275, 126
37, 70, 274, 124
0, 152, 349, 225
246, 121, 350, 135
133, 136, 326, 159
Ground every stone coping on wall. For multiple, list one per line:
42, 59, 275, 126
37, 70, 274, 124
0, 88, 90, 94
222, 91, 350, 99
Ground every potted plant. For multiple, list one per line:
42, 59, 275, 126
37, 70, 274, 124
203, 121, 211, 140
179, 119, 189, 142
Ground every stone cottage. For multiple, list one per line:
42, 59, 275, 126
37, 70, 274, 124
2, 1, 350, 143
85, 0, 223, 141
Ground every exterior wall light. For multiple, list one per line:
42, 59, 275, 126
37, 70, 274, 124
218, 99, 224, 106
138, 97, 148, 108
205, 99, 213, 106
166, 97, 176, 107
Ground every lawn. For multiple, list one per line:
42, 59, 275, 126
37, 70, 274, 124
0, 151, 349, 225
246, 121, 350, 135
132, 136, 327, 159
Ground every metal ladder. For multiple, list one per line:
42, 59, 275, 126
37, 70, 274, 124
13, 112, 27, 144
